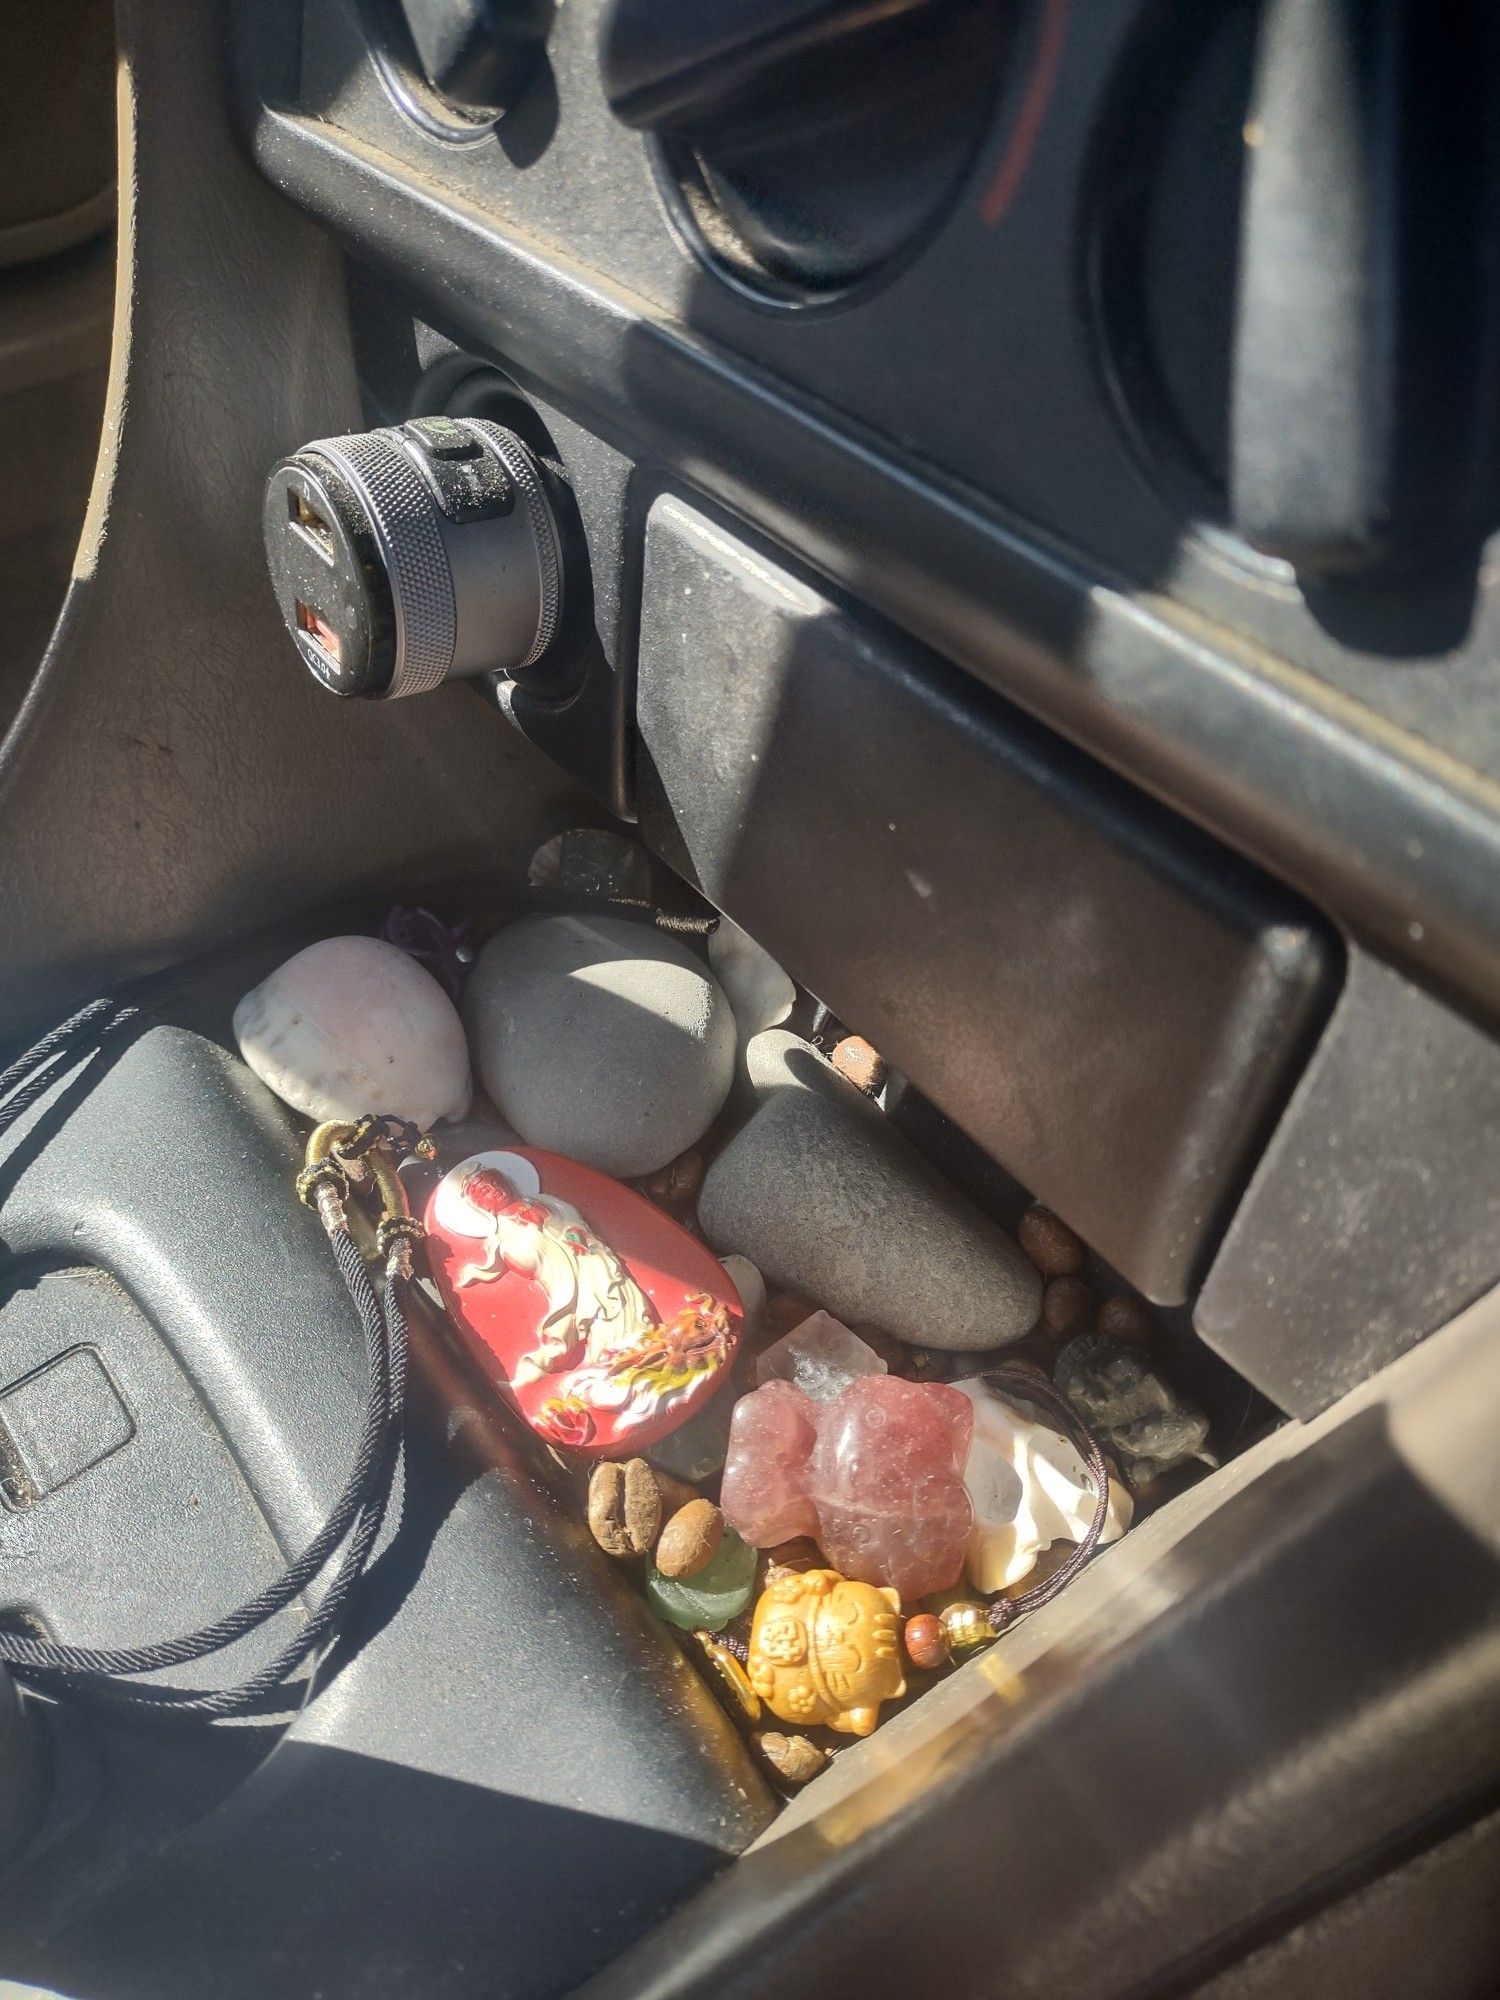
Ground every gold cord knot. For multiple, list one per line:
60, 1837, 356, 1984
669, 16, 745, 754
300, 1115, 432, 1260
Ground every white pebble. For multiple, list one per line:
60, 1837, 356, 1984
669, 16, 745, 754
234, 935, 472, 1129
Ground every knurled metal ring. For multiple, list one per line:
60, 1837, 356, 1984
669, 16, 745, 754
463, 420, 564, 667
302, 429, 458, 699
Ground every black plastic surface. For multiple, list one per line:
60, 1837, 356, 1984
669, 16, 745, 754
600, 0, 945, 133
1195, 949, 1500, 1420
1192, 1803, 1500, 2000
598, 0, 1012, 297
0, 1022, 377, 1610
0, 1669, 45, 1867
635, 494, 1336, 1305
381, 0, 552, 119
28, 1333, 770, 2000
0, 1264, 308, 1682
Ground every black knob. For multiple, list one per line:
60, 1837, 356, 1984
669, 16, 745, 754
601, 0, 946, 139
1230, 0, 1500, 576
600, 0, 1011, 297
378, 0, 552, 122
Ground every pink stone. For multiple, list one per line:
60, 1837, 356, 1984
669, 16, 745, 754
721, 1374, 975, 1603
808, 1377, 974, 1601
719, 1380, 820, 1547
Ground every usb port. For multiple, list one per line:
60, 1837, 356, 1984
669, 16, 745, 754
289, 488, 335, 558
295, 599, 342, 665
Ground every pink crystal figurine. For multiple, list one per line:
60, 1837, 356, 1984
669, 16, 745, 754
720, 1375, 974, 1602
810, 1377, 973, 1600
719, 1379, 820, 1547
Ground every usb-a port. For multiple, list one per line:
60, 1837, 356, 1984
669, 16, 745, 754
288, 488, 335, 558
295, 599, 342, 665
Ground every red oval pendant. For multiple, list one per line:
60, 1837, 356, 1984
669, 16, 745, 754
424, 1148, 742, 1455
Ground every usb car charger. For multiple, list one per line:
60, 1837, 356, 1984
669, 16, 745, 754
263, 415, 565, 699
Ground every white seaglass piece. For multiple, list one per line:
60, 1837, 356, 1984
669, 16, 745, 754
234, 935, 472, 1130
719, 1253, 766, 1333
708, 917, 795, 1039
952, 1378, 1132, 1593
755, 1311, 887, 1402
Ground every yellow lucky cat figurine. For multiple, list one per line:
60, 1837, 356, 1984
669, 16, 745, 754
747, 1568, 906, 1737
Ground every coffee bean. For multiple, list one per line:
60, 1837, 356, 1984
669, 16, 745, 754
587, 1457, 663, 1558
1041, 1275, 1095, 1341
754, 1731, 828, 1785
655, 1499, 725, 1579
1017, 1204, 1086, 1279
1097, 1294, 1154, 1345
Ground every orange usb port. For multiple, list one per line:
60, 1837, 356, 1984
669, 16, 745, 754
295, 600, 342, 665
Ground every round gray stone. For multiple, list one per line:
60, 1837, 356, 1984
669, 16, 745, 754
466, 913, 736, 1177
699, 1030, 1042, 1350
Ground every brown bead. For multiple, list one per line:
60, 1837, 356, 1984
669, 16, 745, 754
831, 1035, 887, 1097
587, 1457, 662, 1558
640, 1148, 705, 1217
1041, 1275, 1095, 1342
762, 1291, 820, 1338
1097, 1293, 1154, 1345
655, 1499, 725, 1579
754, 1731, 828, 1786
903, 1612, 950, 1671
1017, 1204, 1086, 1279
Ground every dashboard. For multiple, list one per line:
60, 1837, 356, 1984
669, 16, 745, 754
231, 0, 1500, 1417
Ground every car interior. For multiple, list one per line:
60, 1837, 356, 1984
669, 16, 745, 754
1, 1, 1499, 1996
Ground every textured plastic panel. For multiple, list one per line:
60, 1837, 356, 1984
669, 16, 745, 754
635, 495, 1336, 1304
0, 1666, 45, 1867
0, 1268, 303, 1681
1195, 950, 1500, 1418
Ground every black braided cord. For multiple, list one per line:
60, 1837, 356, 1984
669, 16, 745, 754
979, 1361, 1115, 1635
0, 1001, 409, 1717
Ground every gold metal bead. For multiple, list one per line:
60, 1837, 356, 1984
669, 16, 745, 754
938, 1601, 992, 1652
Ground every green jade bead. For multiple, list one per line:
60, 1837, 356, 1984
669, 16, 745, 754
647, 1528, 757, 1631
